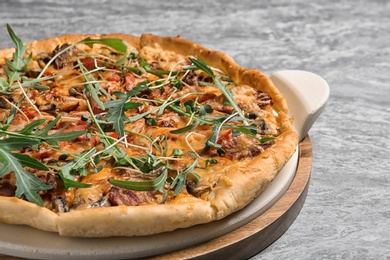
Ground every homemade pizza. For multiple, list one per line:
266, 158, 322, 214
0, 25, 298, 237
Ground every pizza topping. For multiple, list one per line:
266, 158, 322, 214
52, 195, 69, 213
0, 177, 16, 197
0, 25, 282, 209
108, 186, 155, 206
0, 182, 16, 197
52, 44, 74, 69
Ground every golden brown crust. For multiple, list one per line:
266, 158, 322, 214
57, 194, 214, 237
0, 33, 298, 237
0, 197, 58, 232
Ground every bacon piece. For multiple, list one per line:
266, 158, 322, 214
211, 129, 275, 159
0, 182, 16, 197
256, 92, 272, 107
107, 186, 154, 206
157, 111, 180, 128
123, 72, 136, 91
55, 98, 80, 112
0, 96, 11, 109
182, 71, 198, 87
52, 44, 74, 69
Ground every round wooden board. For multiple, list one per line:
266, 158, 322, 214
148, 135, 313, 260
0, 136, 312, 260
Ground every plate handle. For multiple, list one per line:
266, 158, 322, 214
270, 70, 329, 141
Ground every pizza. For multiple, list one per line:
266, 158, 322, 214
0, 24, 298, 237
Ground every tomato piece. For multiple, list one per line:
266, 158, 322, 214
108, 132, 119, 139
89, 135, 100, 146
39, 149, 57, 160
80, 57, 95, 70
217, 129, 233, 144
123, 72, 135, 91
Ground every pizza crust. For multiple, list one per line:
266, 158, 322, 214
0, 33, 298, 237
0, 197, 58, 232
57, 194, 214, 237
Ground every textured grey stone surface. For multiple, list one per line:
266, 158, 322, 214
0, 0, 389, 259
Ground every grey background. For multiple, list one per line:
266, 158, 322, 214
1, 0, 389, 259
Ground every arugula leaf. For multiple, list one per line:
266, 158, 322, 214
54, 149, 96, 189
12, 153, 49, 171
0, 137, 40, 150
77, 60, 108, 111
109, 168, 167, 192
0, 146, 51, 206
171, 148, 184, 158
14, 119, 45, 135
188, 57, 215, 78
169, 154, 201, 196
170, 122, 199, 134
104, 85, 146, 137
58, 172, 92, 189
189, 57, 246, 120
258, 136, 276, 143
56, 148, 96, 179
0, 117, 87, 147
139, 58, 151, 71
78, 37, 128, 54
200, 123, 225, 156
0, 24, 32, 93
225, 123, 258, 137
0, 78, 9, 94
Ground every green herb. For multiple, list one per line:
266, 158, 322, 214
79, 37, 128, 54
0, 24, 32, 93
169, 123, 199, 134
171, 148, 184, 158
54, 149, 96, 189
109, 168, 167, 192
0, 117, 88, 147
58, 172, 92, 189
189, 57, 246, 120
0, 138, 51, 206
77, 60, 109, 111
126, 94, 186, 123
139, 58, 151, 71
168, 152, 201, 196
104, 84, 146, 137
200, 122, 225, 156
189, 57, 215, 78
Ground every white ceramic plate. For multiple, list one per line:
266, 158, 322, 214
0, 70, 329, 259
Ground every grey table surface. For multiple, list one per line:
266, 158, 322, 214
0, 0, 389, 259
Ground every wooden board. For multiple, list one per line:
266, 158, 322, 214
0, 136, 312, 260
